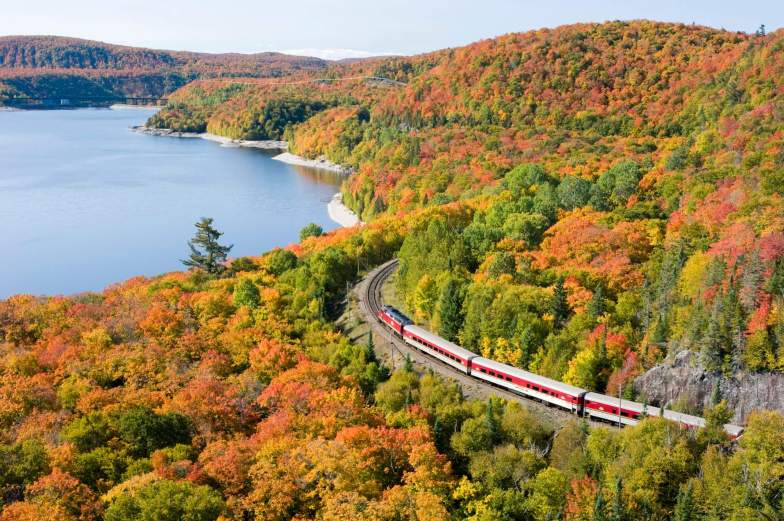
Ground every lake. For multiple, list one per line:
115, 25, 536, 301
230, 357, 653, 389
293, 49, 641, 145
0, 108, 342, 298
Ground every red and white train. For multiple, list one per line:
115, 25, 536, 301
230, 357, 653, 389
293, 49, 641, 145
377, 305, 744, 438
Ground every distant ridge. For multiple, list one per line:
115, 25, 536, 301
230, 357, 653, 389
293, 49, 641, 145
0, 35, 329, 101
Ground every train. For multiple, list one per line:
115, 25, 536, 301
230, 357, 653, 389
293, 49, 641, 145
377, 305, 744, 438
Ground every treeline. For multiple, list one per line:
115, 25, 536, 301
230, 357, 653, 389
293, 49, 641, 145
0, 36, 327, 73
0, 35, 330, 101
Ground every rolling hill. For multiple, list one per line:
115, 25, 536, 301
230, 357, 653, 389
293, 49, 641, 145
0, 35, 328, 101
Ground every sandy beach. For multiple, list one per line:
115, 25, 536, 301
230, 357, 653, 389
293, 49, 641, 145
110, 104, 160, 110
327, 192, 362, 227
272, 152, 350, 174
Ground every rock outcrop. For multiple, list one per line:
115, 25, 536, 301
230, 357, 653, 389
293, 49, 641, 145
634, 350, 784, 424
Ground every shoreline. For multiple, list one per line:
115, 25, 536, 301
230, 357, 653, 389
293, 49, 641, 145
134, 125, 359, 228
110, 104, 161, 110
271, 151, 351, 175
131, 126, 287, 150
327, 192, 362, 228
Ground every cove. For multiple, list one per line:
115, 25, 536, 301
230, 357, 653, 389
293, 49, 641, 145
0, 108, 342, 298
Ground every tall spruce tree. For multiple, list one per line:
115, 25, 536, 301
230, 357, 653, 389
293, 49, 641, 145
610, 478, 625, 521
438, 277, 464, 342
672, 483, 695, 521
593, 487, 608, 521
551, 277, 569, 328
182, 217, 233, 275
588, 284, 605, 320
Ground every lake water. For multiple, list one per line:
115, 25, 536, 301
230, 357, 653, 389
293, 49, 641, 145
0, 108, 342, 298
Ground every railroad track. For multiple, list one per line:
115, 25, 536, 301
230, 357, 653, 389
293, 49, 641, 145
364, 259, 398, 317
357, 259, 593, 427
355, 260, 747, 438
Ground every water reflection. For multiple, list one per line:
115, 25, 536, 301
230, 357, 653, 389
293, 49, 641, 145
0, 108, 341, 297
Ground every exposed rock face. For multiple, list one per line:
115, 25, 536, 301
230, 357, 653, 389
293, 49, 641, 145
634, 350, 784, 424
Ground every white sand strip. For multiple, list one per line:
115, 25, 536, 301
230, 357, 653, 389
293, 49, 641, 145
327, 192, 362, 227
272, 152, 349, 174
110, 104, 159, 110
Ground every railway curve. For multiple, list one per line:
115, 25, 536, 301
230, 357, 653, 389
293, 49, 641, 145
355, 258, 594, 428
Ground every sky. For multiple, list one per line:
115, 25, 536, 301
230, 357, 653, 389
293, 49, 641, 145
1, 0, 782, 60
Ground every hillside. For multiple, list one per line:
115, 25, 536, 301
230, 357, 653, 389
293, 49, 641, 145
0, 36, 328, 101
0, 210, 781, 520
2, 20, 784, 520
149, 20, 784, 407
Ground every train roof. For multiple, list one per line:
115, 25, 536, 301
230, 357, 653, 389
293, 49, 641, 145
584, 392, 662, 416
663, 409, 744, 437
382, 305, 413, 325
586, 393, 743, 436
474, 356, 587, 397
662, 409, 705, 428
404, 325, 478, 360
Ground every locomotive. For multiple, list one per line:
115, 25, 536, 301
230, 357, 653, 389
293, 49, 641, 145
377, 305, 744, 438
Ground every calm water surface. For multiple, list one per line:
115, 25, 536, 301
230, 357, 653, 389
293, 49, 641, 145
0, 108, 341, 298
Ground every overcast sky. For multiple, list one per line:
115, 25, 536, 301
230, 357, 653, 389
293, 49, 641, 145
1, 0, 781, 59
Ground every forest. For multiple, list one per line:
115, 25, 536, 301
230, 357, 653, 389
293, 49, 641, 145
0, 36, 328, 101
2, 20, 784, 520
149, 21, 784, 393
1, 210, 782, 520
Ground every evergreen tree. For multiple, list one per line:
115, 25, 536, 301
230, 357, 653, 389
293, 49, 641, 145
182, 217, 233, 275
673, 482, 695, 521
551, 277, 569, 328
710, 383, 722, 406
403, 353, 413, 372
299, 222, 323, 241
610, 478, 624, 521
593, 487, 608, 521
484, 399, 500, 444
588, 284, 605, 320
740, 250, 763, 313
438, 277, 464, 342
766, 256, 784, 298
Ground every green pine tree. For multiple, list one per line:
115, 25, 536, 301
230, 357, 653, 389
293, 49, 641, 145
438, 278, 464, 342
710, 383, 722, 406
672, 482, 695, 521
588, 284, 605, 320
610, 478, 624, 521
403, 353, 413, 372
593, 487, 608, 521
766, 256, 784, 299
551, 277, 569, 328
484, 399, 501, 444
182, 217, 233, 275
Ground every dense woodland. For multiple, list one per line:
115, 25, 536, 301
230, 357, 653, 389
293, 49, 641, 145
2, 21, 784, 520
0, 36, 328, 100
1, 211, 782, 520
